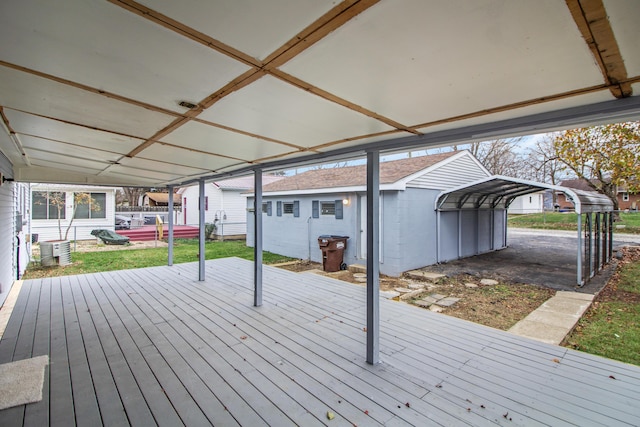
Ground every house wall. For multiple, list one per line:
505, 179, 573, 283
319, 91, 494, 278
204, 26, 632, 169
380, 188, 439, 276
619, 192, 640, 211
181, 184, 248, 235
407, 154, 490, 190
247, 193, 359, 265
0, 154, 30, 306
31, 185, 116, 241
509, 193, 544, 214
438, 209, 507, 263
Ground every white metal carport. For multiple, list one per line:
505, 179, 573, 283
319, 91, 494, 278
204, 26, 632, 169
435, 176, 615, 286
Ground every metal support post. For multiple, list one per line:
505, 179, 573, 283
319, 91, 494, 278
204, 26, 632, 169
254, 170, 263, 307
198, 178, 205, 281
366, 150, 380, 365
168, 185, 174, 266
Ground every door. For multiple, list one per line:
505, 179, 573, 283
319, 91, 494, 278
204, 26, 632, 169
359, 194, 383, 260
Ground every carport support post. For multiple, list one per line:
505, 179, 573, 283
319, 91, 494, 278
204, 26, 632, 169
254, 169, 263, 307
168, 185, 174, 266
577, 213, 583, 286
366, 150, 380, 365
199, 178, 206, 281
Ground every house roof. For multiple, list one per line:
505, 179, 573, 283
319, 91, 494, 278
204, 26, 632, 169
261, 151, 458, 192
214, 175, 284, 190
1, 1, 640, 187
560, 179, 596, 192
145, 192, 181, 205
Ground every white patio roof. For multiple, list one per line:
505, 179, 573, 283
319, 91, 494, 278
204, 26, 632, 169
436, 175, 614, 214
1, 0, 639, 187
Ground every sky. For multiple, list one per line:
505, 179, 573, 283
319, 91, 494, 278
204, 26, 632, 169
282, 132, 552, 176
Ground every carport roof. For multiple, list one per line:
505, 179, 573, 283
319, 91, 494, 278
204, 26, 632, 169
436, 175, 614, 214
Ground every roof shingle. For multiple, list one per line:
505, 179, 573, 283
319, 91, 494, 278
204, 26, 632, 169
262, 152, 459, 192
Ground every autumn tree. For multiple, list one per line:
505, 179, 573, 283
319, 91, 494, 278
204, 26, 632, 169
553, 121, 640, 211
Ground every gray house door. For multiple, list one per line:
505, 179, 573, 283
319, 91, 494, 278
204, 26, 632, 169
359, 194, 383, 260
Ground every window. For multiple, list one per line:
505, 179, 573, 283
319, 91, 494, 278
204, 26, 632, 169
623, 192, 629, 202
283, 202, 294, 214
320, 202, 335, 215
32, 191, 65, 220
262, 201, 272, 215
316, 200, 343, 219
74, 192, 106, 219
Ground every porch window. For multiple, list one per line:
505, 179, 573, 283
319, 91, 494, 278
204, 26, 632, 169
74, 192, 106, 219
32, 191, 66, 220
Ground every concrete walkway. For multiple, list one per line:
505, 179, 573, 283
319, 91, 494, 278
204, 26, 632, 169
508, 291, 594, 345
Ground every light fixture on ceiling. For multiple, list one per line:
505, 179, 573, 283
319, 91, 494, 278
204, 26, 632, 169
179, 101, 198, 109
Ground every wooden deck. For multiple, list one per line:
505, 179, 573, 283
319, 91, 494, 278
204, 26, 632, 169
1, 258, 639, 426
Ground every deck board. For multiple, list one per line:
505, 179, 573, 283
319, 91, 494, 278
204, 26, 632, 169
1, 257, 640, 426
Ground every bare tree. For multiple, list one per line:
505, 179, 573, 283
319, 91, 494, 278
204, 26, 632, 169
118, 187, 151, 206
470, 137, 525, 177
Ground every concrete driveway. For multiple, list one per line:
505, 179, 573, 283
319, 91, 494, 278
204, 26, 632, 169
420, 228, 640, 294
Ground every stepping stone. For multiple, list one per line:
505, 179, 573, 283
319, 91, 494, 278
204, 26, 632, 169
408, 283, 425, 290
399, 289, 426, 301
395, 287, 414, 293
436, 297, 460, 307
429, 293, 446, 300
464, 283, 478, 288
429, 305, 444, 313
405, 270, 446, 281
480, 279, 499, 286
421, 296, 440, 305
352, 273, 367, 282
414, 300, 432, 308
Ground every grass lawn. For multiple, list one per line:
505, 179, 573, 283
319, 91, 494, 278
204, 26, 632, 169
564, 248, 640, 366
23, 239, 294, 279
508, 212, 640, 234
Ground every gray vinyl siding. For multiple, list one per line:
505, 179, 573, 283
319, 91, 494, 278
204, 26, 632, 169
381, 188, 439, 276
0, 152, 14, 305
407, 154, 489, 190
247, 194, 358, 265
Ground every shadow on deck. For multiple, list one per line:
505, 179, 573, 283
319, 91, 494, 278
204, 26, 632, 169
0, 258, 639, 426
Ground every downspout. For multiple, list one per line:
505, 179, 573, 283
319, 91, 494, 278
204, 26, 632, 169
307, 216, 312, 261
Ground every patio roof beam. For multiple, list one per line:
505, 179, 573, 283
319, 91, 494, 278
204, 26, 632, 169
171, 96, 640, 188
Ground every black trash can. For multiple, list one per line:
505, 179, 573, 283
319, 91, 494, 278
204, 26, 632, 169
318, 235, 349, 272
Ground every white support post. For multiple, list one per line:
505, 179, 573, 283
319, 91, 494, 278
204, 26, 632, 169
198, 178, 205, 281
254, 170, 263, 307
168, 185, 174, 266
577, 214, 583, 286
366, 150, 380, 365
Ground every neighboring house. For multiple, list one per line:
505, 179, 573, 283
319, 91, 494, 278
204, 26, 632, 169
509, 192, 545, 214
0, 156, 31, 304
558, 179, 639, 211
179, 175, 284, 237
246, 151, 493, 276
30, 184, 116, 241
